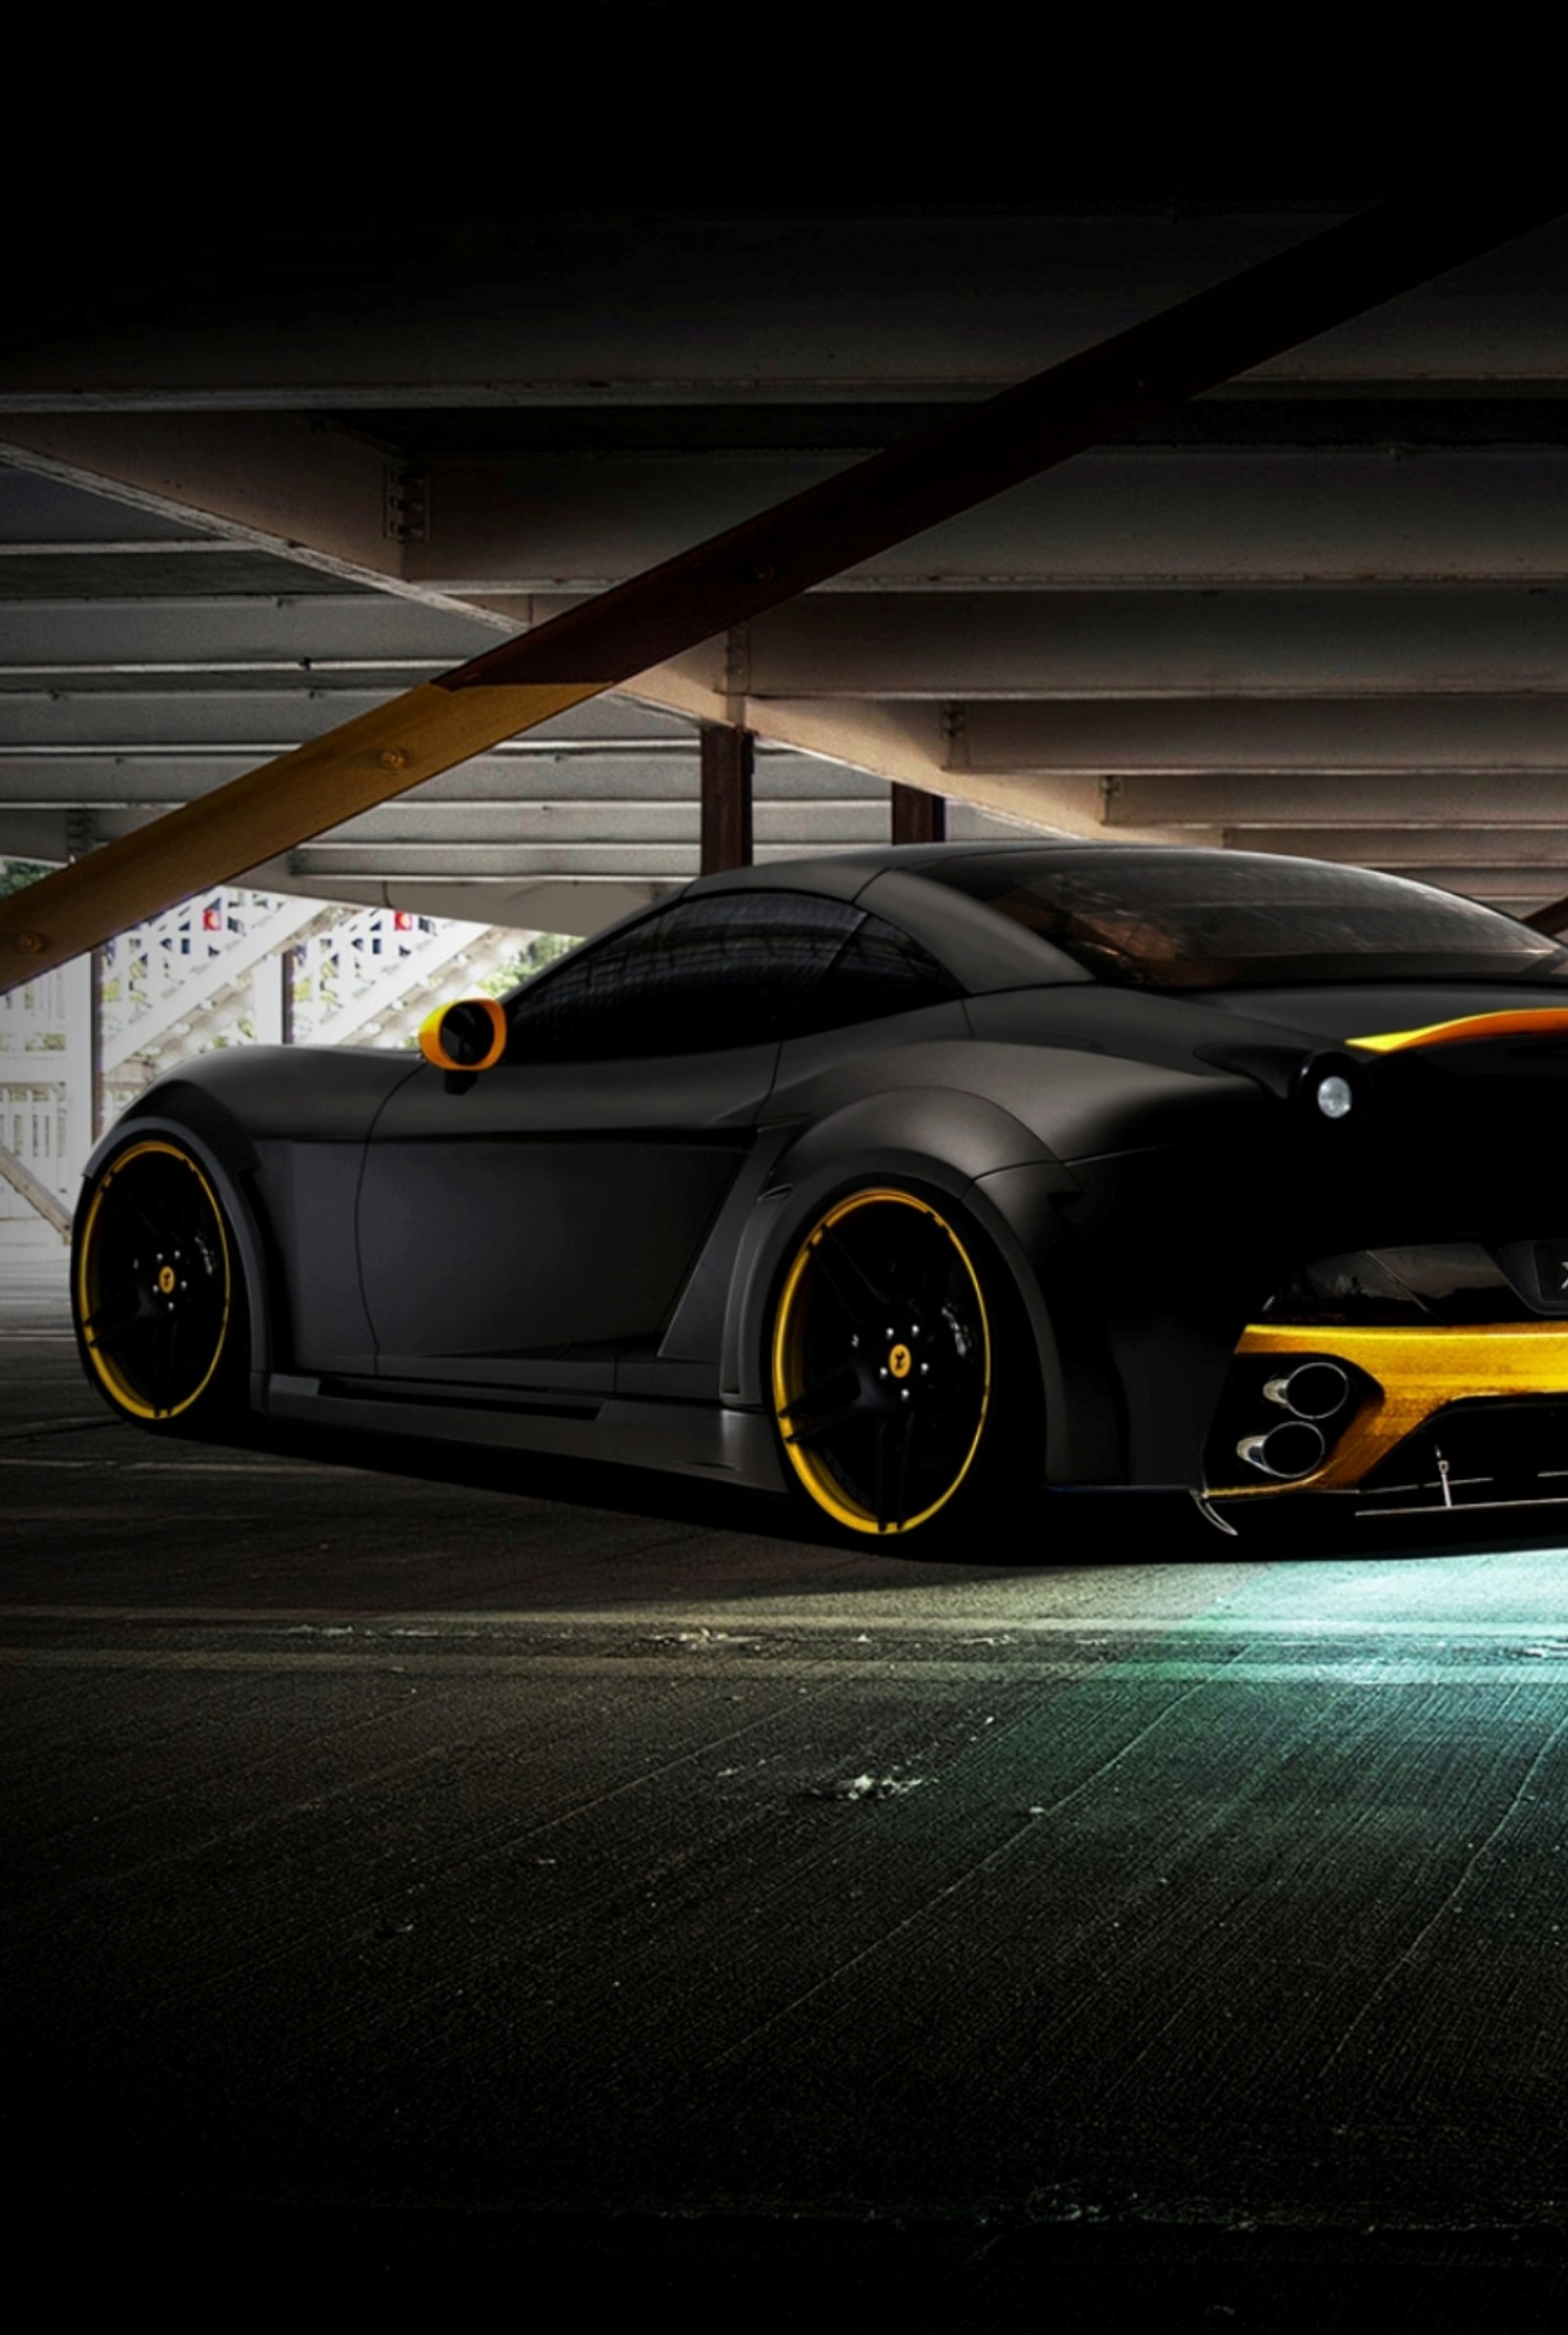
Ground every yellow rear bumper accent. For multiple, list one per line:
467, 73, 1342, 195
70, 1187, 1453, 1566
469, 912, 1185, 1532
1214, 1318, 1568, 1495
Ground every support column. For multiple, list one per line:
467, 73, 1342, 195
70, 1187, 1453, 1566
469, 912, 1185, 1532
59, 811, 103, 1182
700, 724, 754, 875
251, 949, 292, 1046
891, 783, 947, 846
58, 948, 101, 1188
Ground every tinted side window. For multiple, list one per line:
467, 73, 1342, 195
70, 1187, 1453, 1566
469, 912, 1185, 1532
778, 912, 960, 1036
506, 893, 858, 1062
506, 894, 960, 1063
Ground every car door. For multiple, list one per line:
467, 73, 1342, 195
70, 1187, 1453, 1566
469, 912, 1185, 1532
355, 891, 872, 1392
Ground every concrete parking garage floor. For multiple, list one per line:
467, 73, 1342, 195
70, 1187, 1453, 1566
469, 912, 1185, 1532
8, 1251, 1568, 2324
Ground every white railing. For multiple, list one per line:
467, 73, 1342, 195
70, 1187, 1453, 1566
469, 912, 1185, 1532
0, 959, 84, 1231
0, 885, 534, 1244
300, 913, 519, 1049
100, 889, 332, 1072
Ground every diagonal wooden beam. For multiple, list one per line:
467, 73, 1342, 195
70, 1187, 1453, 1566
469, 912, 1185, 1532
2, 190, 1559, 992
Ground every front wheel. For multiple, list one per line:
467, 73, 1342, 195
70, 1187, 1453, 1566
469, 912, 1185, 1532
74, 1136, 247, 1428
769, 1185, 1030, 1539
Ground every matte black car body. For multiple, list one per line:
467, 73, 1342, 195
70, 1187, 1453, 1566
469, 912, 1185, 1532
71, 842, 1568, 1535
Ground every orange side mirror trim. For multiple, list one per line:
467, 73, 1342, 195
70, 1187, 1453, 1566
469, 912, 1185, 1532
417, 995, 508, 1072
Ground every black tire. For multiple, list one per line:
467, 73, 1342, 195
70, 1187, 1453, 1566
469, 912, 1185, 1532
73, 1135, 248, 1429
768, 1184, 1037, 1541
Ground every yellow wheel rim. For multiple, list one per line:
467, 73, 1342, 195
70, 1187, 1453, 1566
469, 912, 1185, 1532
75, 1139, 232, 1420
771, 1188, 991, 1534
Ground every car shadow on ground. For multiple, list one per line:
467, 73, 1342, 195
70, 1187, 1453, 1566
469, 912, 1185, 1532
170, 1406, 1568, 1573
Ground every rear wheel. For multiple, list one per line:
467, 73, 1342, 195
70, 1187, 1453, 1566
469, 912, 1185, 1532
770, 1185, 1023, 1538
74, 1137, 245, 1427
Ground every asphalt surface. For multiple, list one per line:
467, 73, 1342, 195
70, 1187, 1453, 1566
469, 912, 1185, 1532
8, 1246, 1568, 2321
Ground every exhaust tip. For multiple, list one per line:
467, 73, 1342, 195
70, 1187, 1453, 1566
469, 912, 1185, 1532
1237, 1420, 1327, 1481
1264, 1362, 1349, 1421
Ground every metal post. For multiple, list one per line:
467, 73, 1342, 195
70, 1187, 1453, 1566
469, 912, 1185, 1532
891, 784, 947, 846
59, 949, 98, 1191
700, 724, 755, 875
251, 950, 289, 1046
89, 947, 102, 1145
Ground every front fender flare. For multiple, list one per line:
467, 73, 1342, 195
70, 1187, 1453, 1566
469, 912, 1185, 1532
75, 1106, 274, 1388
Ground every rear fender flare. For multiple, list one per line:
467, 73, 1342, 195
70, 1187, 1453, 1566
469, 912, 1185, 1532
723, 1093, 1092, 1477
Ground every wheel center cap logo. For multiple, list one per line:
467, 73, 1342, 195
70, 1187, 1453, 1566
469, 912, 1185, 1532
158, 1266, 176, 1294
888, 1342, 912, 1379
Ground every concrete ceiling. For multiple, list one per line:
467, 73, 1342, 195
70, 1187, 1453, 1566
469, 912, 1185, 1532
3, 201, 1567, 931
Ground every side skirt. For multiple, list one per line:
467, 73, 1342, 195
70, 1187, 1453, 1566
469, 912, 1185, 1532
263, 1373, 788, 1492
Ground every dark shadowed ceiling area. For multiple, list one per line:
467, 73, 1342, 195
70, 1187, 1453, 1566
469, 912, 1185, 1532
3, 193, 1565, 933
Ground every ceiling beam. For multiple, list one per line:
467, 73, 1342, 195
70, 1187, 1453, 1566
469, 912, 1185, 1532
0, 414, 410, 584
0, 751, 714, 808
15, 562, 1559, 828
382, 447, 1568, 593
1102, 772, 1568, 826
0, 592, 496, 675
5, 210, 1567, 408
1211, 826, 1568, 866
958, 697, 1568, 774
4, 190, 1559, 989
20, 759, 1568, 828
251, 874, 674, 938
741, 588, 1568, 699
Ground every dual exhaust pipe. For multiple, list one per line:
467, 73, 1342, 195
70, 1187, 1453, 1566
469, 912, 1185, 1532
1236, 1361, 1349, 1481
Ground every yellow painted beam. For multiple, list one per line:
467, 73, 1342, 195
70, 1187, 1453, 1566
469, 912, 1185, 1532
0, 682, 596, 978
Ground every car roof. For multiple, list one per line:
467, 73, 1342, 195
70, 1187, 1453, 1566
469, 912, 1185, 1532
674, 839, 1562, 993
681, 837, 1093, 901
680, 840, 1103, 990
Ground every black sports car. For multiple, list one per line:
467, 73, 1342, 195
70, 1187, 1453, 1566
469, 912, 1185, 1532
70, 841, 1568, 1539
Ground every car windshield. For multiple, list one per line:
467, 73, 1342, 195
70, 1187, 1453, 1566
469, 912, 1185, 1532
923, 849, 1568, 991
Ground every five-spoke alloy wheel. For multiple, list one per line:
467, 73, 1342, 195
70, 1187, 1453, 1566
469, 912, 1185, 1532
74, 1137, 240, 1425
770, 1186, 996, 1535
